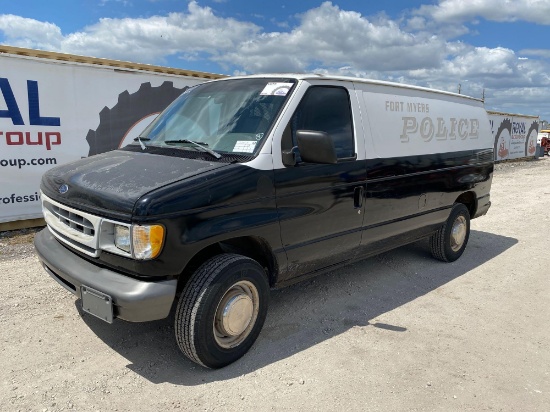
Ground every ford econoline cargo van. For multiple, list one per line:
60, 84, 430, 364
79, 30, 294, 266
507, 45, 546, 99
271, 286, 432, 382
34, 74, 493, 368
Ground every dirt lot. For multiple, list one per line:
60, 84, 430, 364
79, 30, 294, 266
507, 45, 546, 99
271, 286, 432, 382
1, 158, 549, 412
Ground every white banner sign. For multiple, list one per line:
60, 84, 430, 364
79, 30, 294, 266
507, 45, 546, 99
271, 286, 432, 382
0, 54, 207, 223
488, 113, 539, 161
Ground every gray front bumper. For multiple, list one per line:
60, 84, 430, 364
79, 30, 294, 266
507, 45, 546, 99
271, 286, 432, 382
34, 229, 177, 322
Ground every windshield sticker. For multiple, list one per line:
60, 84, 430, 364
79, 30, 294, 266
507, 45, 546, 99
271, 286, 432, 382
233, 141, 257, 153
260, 82, 293, 97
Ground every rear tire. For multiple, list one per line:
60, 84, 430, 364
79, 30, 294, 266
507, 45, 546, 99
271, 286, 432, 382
175, 254, 269, 369
430, 203, 470, 262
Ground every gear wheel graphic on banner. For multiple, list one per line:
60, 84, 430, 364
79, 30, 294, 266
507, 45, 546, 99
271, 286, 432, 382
86, 81, 189, 156
525, 121, 539, 156
494, 118, 512, 160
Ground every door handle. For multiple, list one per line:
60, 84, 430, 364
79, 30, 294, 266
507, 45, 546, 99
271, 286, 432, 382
354, 186, 364, 209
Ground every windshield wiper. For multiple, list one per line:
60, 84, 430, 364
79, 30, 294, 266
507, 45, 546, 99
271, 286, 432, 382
165, 139, 208, 146
164, 139, 222, 159
133, 136, 150, 150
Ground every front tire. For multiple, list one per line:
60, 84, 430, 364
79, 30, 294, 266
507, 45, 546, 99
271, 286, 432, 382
430, 203, 470, 262
175, 254, 269, 368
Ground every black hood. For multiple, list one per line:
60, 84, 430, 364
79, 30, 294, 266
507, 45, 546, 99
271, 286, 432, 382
41, 150, 228, 219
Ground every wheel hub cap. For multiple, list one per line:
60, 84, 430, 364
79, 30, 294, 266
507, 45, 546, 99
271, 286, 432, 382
213, 280, 259, 349
219, 293, 253, 336
451, 215, 467, 252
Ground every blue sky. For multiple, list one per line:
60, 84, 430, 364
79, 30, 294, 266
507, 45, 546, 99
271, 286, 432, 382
1, 0, 550, 120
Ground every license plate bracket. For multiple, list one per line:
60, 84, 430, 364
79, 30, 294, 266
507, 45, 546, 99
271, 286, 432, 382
81, 285, 114, 324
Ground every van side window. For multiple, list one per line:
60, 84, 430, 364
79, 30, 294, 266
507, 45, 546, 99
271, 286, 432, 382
285, 86, 355, 159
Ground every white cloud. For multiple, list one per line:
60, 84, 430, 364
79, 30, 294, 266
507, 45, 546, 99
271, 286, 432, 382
100, 0, 132, 6
520, 49, 550, 59
0, 2, 259, 63
216, 2, 450, 73
408, 46, 550, 89
490, 86, 550, 116
0, 15, 63, 50
416, 0, 550, 24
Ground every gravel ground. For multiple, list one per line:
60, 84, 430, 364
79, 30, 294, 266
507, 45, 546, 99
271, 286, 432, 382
1, 157, 549, 411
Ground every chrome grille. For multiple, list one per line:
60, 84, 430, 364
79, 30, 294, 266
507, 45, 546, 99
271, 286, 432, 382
51, 204, 95, 237
41, 193, 102, 257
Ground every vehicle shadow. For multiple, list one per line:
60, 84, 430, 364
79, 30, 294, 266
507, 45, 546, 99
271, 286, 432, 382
77, 230, 517, 385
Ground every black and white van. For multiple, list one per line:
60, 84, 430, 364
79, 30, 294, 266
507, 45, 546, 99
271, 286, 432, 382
34, 74, 493, 368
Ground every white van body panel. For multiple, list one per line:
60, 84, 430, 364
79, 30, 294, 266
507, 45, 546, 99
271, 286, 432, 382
354, 83, 492, 159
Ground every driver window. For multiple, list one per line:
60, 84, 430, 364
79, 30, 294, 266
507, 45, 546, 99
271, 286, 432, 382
282, 86, 354, 159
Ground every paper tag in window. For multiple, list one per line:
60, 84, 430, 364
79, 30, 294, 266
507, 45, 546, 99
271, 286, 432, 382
260, 82, 293, 96
233, 141, 257, 153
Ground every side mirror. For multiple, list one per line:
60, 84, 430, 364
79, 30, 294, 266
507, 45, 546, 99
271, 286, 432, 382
296, 130, 337, 164
282, 147, 299, 167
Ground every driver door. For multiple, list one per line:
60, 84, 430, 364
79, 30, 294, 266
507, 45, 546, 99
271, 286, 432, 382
274, 81, 367, 281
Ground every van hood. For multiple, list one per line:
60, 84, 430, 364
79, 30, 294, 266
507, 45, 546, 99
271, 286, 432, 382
41, 150, 228, 219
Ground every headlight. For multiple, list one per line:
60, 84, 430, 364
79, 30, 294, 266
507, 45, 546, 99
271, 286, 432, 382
132, 225, 165, 260
103, 222, 165, 260
114, 225, 131, 253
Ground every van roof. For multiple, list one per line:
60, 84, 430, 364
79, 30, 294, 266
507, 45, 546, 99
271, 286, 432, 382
226, 73, 484, 103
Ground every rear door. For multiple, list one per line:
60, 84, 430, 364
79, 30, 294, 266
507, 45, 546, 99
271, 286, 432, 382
273, 80, 367, 280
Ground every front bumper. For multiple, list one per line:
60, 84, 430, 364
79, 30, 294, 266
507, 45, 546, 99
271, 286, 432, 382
34, 229, 177, 322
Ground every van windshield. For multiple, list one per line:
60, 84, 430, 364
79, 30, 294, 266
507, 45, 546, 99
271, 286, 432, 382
138, 78, 296, 157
